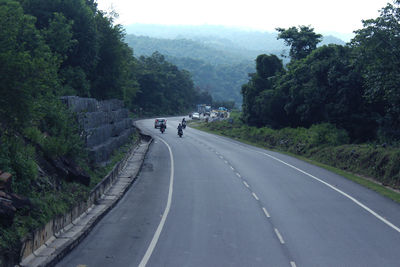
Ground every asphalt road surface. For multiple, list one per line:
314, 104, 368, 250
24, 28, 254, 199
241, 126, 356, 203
57, 117, 400, 267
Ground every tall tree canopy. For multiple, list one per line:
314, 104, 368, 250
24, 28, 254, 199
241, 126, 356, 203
0, 0, 59, 129
351, 0, 400, 139
135, 52, 201, 115
276, 26, 322, 61
242, 18, 400, 142
241, 54, 284, 127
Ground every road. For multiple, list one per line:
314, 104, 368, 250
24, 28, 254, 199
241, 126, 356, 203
58, 117, 400, 267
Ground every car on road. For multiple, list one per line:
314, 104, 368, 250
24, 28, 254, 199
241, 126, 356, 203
192, 112, 200, 120
154, 118, 167, 128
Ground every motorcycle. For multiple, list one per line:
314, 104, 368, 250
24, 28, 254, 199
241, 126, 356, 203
160, 126, 165, 134
182, 121, 186, 129
178, 128, 183, 137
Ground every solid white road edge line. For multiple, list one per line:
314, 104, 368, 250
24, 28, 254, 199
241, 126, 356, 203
259, 151, 400, 234
290, 261, 297, 267
274, 228, 285, 244
192, 128, 400, 232
209, 132, 400, 233
138, 138, 174, 267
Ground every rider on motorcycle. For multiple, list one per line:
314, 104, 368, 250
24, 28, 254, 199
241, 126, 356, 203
177, 123, 183, 136
182, 118, 186, 129
160, 122, 166, 133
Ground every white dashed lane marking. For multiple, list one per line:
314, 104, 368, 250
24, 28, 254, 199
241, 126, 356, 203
274, 228, 285, 244
252, 192, 259, 201
243, 181, 250, 188
262, 207, 271, 218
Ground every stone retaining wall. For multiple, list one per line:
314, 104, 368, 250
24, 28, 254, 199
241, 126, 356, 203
61, 96, 134, 164
0, 97, 140, 267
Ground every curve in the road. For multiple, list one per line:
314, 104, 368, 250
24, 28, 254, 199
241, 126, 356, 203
193, 130, 400, 235
139, 137, 174, 267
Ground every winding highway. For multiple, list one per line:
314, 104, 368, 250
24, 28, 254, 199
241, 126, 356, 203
57, 117, 400, 267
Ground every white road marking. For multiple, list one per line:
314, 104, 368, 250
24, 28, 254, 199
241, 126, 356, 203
236, 173, 241, 178
274, 228, 285, 244
208, 133, 400, 234
230, 166, 234, 170
259, 151, 400, 234
224, 160, 228, 164
243, 181, 250, 188
290, 261, 297, 267
262, 207, 271, 218
252, 192, 259, 201
139, 138, 174, 267
219, 156, 223, 159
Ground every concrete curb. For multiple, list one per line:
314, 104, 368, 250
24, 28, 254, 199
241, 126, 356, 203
19, 133, 153, 267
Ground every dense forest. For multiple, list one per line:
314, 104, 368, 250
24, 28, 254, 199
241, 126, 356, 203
124, 25, 345, 106
241, 1, 400, 143
0, 0, 207, 258
124, 34, 255, 105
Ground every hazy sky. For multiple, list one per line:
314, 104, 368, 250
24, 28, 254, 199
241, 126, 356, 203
96, 0, 391, 34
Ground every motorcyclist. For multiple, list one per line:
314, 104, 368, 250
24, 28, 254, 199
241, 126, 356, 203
160, 122, 166, 133
177, 123, 183, 136
182, 118, 186, 129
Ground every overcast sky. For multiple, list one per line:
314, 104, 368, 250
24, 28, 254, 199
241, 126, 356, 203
96, 0, 391, 35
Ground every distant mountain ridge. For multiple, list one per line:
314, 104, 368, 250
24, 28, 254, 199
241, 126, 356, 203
124, 24, 347, 105
124, 24, 346, 53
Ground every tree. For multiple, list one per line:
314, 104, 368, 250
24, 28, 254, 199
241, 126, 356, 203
276, 26, 322, 61
0, 0, 59, 129
19, 0, 98, 96
134, 52, 198, 115
241, 54, 284, 126
273, 45, 376, 141
351, 0, 400, 140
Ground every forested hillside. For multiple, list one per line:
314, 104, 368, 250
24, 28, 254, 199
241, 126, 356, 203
124, 25, 345, 105
124, 24, 346, 51
241, 2, 400, 143
124, 34, 255, 105
0, 0, 205, 259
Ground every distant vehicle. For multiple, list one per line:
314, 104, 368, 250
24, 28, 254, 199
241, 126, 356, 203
154, 118, 167, 128
192, 112, 200, 119
197, 104, 211, 115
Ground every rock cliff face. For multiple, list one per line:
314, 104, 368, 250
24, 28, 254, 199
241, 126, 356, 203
61, 96, 135, 164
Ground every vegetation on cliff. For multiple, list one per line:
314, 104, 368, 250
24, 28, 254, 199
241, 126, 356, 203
0, 0, 204, 259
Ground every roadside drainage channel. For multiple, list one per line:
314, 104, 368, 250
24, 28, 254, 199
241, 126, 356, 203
19, 134, 152, 267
